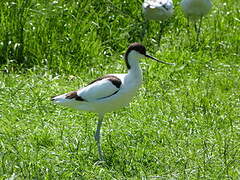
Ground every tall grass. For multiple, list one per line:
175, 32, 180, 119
1, 0, 238, 71
0, 0, 239, 179
1, 0, 144, 72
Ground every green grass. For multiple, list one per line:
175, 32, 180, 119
0, 0, 240, 179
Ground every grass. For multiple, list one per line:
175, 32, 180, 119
0, 0, 240, 179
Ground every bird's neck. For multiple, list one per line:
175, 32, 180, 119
127, 58, 143, 84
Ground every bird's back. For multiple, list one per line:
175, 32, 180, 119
51, 73, 142, 114
181, 0, 212, 20
142, 0, 174, 21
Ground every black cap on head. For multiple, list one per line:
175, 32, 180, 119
124, 43, 146, 69
124, 42, 175, 69
124, 43, 146, 61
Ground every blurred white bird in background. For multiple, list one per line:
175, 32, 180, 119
142, 0, 174, 44
181, 0, 212, 40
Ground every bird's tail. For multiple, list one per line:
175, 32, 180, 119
51, 94, 70, 104
51, 91, 86, 106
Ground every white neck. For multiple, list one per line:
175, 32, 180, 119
126, 51, 143, 84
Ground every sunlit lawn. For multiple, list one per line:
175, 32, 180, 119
0, 0, 239, 179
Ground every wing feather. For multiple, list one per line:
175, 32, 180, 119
77, 76, 122, 101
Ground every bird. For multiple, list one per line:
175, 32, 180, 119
51, 43, 175, 161
142, 0, 174, 43
181, 0, 212, 40
142, 0, 174, 21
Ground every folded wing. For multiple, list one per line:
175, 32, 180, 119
77, 75, 122, 101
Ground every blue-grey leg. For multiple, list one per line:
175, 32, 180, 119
187, 17, 192, 46
196, 16, 203, 42
141, 19, 149, 41
194, 21, 198, 35
94, 113, 104, 161
158, 21, 167, 46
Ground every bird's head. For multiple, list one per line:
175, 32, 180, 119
124, 42, 175, 69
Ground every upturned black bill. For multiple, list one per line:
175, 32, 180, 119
145, 54, 175, 65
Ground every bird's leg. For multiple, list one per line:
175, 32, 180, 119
187, 18, 192, 46
141, 19, 148, 41
194, 22, 198, 35
196, 16, 203, 42
94, 113, 104, 161
158, 21, 165, 46
187, 17, 190, 35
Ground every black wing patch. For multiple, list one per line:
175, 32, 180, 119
65, 91, 86, 101
87, 75, 122, 100
88, 75, 122, 88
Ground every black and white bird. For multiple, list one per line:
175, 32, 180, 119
181, 0, 212, 39
142, 0, 174, 43
51, 43, 174, 161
